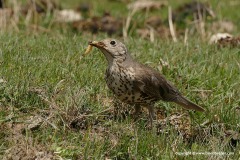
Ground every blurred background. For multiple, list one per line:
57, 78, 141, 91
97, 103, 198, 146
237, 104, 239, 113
0, 0, 239, 45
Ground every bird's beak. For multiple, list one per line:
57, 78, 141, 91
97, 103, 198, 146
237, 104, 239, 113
89, 41, 106, 49
84, 40, 108, 56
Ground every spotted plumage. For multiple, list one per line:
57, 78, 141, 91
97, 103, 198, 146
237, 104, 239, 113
89, 39, 205, 126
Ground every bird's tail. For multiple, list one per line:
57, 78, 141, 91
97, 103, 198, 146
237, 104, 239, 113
175, 96, 205, 112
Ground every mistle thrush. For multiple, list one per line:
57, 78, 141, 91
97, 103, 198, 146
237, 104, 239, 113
88, 39, 205, 125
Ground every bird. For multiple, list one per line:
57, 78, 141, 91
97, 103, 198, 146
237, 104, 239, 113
88, 39, 205, 126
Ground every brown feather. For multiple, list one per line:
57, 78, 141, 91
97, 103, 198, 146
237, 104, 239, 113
175, 96, 205, 112
131, 62, 205, 112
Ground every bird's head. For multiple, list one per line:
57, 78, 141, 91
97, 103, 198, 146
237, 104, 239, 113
89, 39, 129, 64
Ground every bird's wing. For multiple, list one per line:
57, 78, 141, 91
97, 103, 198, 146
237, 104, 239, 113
130, 63, 205, 112
133, 65, 180, 101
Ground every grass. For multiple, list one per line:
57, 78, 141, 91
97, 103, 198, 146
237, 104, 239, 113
0, 0, 240, 159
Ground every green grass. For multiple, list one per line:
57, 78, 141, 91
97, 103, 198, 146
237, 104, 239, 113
1, 0, 240, 159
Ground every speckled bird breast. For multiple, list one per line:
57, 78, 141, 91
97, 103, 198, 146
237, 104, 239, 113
105, 64, 156, 105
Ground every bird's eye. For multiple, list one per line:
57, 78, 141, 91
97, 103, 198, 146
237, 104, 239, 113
110, 40, 116, 45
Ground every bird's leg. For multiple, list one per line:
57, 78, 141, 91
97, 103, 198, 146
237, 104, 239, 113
146, 105, 155, 128
133, 105, 141, 121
